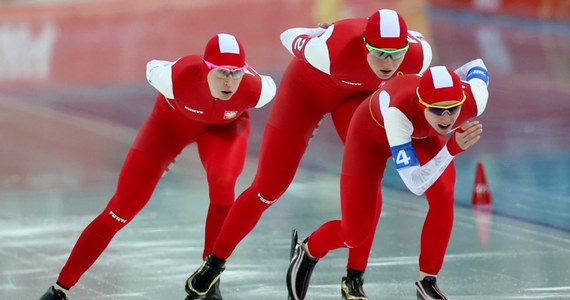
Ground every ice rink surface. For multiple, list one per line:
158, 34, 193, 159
1, 0, 570, 299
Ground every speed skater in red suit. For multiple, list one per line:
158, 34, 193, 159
287, 60, 490, 300
184, 9, 432, 300
37, 33, 276, 300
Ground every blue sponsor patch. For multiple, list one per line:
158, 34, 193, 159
467, 66, 489, 85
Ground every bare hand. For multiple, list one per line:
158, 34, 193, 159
455, 121, 483, 150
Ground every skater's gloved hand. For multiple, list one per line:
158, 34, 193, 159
447, 121, 483, 156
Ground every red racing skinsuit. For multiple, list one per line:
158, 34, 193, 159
56, 55, 276, 288
212, 18, 432, 271
305, 71, 489, 274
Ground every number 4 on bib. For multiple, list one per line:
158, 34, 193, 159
390, 142, 420, 169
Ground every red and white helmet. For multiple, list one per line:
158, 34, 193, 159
417, 66, 465, 106
364, 9, 408, 49
203, 33, 247, 68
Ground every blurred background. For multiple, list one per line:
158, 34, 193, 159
1, 0, 570, 299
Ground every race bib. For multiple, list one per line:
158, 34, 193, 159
390, 142, 419, 169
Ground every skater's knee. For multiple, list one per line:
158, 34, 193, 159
244, 181, 281, 206
255, 191, 278, 206
251, 168, 293, 201
97, 209, 130, 232
207, 174, 238, 192
101, 196, 140, 230
342, 231, 369, 249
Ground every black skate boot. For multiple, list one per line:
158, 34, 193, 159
203, 280, 222, 300
185, 254, 226, 299
286, 229, 319, 300
185, 280, 223, 300
415, 276, 448, 300
39, 286, 68, 300
341, 269, 368, 300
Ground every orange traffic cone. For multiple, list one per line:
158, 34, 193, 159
472, 162, 492, 205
